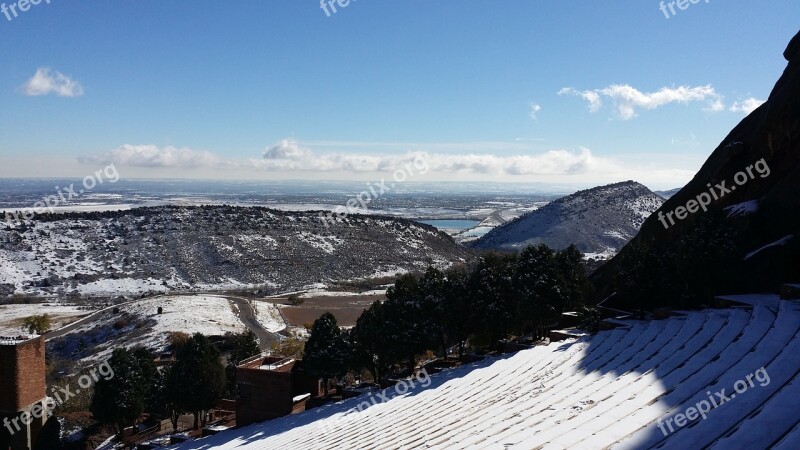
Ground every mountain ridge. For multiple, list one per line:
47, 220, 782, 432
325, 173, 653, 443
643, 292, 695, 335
0, 205, 472, 299
471, 180, 663, 255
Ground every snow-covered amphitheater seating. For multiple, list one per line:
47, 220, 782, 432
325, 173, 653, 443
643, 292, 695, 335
176, 296, 800, 450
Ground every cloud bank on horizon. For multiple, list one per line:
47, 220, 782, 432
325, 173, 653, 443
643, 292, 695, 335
78, 138, 697, 188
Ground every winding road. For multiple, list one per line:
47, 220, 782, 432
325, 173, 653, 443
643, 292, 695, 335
226, 296, 282, 350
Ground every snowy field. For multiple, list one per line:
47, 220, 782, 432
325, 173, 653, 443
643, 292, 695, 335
294, 289, 387, 299
174, 297, 800, 449
583, 246, 619, 261
250, 299, 286, 333
53, 295, 285, 364
0, 303, 91, 335
122, 296, 245, 342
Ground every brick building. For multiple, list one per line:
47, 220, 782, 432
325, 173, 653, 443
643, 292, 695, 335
0, 336, 49, 450
236, 355, 322, 427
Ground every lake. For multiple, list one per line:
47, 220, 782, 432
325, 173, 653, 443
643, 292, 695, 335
417, 219, 481, 231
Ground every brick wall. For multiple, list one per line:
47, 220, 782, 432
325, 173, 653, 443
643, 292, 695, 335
0, 337, 47, 414
236, 367, 294, 427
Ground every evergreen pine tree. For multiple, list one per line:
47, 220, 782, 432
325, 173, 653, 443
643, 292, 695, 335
303, 313, 349, 395
166, 333, 226, 429
90, 348, 152, 434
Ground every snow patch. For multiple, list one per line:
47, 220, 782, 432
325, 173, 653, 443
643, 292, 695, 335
745, 235, 793, 260
726, 200, 760, 218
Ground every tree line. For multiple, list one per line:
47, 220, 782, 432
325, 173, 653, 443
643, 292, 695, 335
303, 244, 592, 385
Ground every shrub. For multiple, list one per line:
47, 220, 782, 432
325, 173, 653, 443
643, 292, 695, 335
167, 331, 191, 350
288, 294, 305, 306
576, 306, 601, 332
22, 314, 51, 334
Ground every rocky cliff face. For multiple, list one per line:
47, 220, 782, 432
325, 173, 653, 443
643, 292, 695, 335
472, 181, 663, 256
0, 206, 472, 298
594, 30, 800, 299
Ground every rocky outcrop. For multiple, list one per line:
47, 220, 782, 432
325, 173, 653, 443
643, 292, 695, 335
593, 30, 800, 300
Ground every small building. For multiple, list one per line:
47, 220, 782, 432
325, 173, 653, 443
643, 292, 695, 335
0, 336, 50, 450
236, 355, 322, 427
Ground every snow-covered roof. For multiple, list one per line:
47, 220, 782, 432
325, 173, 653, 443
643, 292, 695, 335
173, 301, 800, 449
261, 358, 294, 371
717, 293, 782, 309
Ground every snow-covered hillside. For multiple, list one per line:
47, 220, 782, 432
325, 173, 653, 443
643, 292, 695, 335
175, 297, 800, 449
473, 181, 663, 256
45, 295, 286, 366
0, 303, 91, 335
0, 206, 470, 298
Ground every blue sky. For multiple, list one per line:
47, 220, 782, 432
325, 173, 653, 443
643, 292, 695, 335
0, 1, 797, 189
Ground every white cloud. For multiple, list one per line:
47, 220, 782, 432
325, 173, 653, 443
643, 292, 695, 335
529, 103, 542, 122
80, 140, 600, 176
706, 98, 726, 113
560, 84, 723, 120
422, 148, 594, 175
79, 144, 222, 168
21, 67, 84, 97
729, 97, 766, 115
559, 88, 602, 112
263, 138, 313, 160
257, 139, 391, 172
78, 139, 697, 187
302, 139, 546, 153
